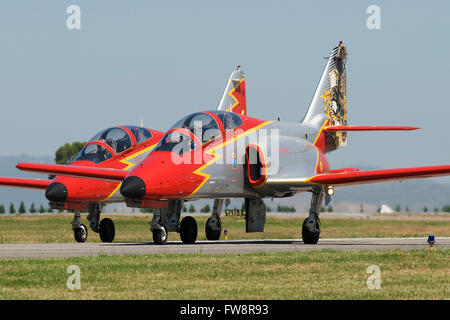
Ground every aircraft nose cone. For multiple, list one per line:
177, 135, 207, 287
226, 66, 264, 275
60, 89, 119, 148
120, 176, 146, 199
45, 182, 68, 202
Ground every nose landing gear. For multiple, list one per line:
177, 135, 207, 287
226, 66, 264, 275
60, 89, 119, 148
73, 223, 88, 243
71, 210, 88, 243
152, 224, 168, 245
149, 200, 200, 245
69, 203, 116, 243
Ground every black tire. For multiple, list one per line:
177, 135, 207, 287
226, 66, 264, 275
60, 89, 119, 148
152, 225, 168, 245
99, 218, 115, 243
302, 218, 320, 244
74, 224, 88, 243
180, 216, 198, 244
205, 217, 221, 241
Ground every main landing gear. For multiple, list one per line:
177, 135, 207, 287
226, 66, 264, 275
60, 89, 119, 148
302, 187, 324, 244
179, 216, 198, 244
205, 199, 223, 240
71, 203, 115, 243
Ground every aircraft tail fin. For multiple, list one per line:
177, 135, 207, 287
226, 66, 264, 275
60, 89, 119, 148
302, 42, 348, 153
217, 66, 247, 115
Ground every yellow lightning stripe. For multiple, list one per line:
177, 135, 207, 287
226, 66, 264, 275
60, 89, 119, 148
103, 143, 158, 200
300, 120, 330, 185
119, 143, 158, 170
312, 119, 329, 147
186, 120, 273, 198
225, 77, 245, 112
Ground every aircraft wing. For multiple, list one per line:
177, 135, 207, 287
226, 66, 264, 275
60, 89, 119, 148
266, 165, 450, 188
0, 177, 51, 189
16, 163, 128, 182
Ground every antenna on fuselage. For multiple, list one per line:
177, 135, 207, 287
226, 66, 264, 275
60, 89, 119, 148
140, 118, 144, 128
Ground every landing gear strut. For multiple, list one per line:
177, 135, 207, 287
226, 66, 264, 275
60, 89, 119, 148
205, 199, 223, 240
302, 187, 324, 244
148, 200, 202, 245
87, 203, 116, 243
72, 210, 88, 243
152, 224, 168, 245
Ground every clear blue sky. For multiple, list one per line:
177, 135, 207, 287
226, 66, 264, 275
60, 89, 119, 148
1, 1, 449, 174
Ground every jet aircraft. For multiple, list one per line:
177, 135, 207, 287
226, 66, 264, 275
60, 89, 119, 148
2, 67, 247, 243
0, 125, 164, 242
17, 42, 450, 245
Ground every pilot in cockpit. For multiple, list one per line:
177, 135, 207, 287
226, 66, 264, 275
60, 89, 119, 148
105, 138, 117, 153
96, 144, 108, 161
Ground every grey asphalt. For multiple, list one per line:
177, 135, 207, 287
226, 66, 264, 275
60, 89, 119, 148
0, 237, 448, 259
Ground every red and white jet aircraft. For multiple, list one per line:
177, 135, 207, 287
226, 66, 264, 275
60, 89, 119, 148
2, 67, 247, 243
17, 42, 450, 245
0, 126, 164, 242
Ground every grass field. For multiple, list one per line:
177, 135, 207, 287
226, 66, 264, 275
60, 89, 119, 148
0, 250, 448, 299
0, 214, 449, 300
0, 213, 449, 244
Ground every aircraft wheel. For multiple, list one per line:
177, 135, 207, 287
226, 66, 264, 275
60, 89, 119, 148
302, 218, 320, 244
152, 225, 168, 245
99, 218, 115, 243
74, 224, 88, 243
179, 216, 197, 244
205, 217, 221, 241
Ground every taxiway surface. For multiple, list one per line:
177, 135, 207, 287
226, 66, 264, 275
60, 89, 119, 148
1, 237, 448, 259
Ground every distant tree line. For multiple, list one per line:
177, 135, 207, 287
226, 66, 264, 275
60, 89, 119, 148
395, 204, 450, 213
276, 204, 296, 213
320, 206, 334, 213
0, 202, 51, 214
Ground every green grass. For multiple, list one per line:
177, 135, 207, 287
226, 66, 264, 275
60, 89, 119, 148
0, 250, 448, 299
0, 214, 449, 244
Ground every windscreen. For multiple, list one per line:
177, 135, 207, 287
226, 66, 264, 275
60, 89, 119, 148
167, 112, 221, 144
154, 131, 197, 155
73, 144, 113, 164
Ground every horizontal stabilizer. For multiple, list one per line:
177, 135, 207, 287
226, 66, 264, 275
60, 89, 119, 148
16, 163, 128, 182
323, 126, 420, 132
0, 177, 51, 190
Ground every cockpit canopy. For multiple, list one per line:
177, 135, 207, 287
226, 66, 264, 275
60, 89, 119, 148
73, 125, 153, 164
123, 126, 153, 144
73, 144, 113, 164
154, 111, 243, 155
